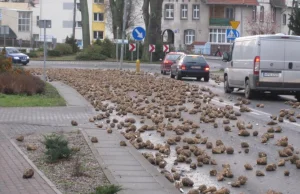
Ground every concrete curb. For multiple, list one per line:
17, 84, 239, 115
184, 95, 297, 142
6, 134, 63, 194
79, 128, 119, 186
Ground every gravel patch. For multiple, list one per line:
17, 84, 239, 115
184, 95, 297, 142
16, 130, 109, 194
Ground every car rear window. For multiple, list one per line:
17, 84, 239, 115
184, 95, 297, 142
166, 54, 181, 61
183, 56, 206, 63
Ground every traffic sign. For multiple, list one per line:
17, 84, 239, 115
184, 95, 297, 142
226, 29, 240, 40
132, 26, 146, 41
163, 44, 169, 52
149, 44, 155, 52
230, 21, 240, 30
129, 43, 136, 52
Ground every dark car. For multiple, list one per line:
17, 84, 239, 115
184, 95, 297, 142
1, 47, 30, 65
170, 54, 210, 82
160, 52, 185, 75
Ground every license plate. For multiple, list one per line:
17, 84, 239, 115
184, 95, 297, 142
263, 72, 279, 77
21, 59, 26, 61
191, 66, 201, 69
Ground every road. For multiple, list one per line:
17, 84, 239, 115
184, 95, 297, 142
27, 60, 300, 194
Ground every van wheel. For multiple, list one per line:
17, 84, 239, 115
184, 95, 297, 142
295, 92, 300, 102
224, 76, 233, 93
175, 73, 181, 80
245, 80, 255, 99
163, 71, 167, 75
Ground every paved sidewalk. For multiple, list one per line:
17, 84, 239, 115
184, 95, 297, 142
0, 131, 57, 194
53, 82, 181, 194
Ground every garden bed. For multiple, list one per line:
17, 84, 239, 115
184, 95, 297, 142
16, 130, 109, 194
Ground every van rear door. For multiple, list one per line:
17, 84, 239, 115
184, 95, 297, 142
283, 37, 300, 88
259, 38, 284, 87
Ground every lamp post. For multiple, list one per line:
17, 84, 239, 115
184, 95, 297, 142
39, 20, 52, 81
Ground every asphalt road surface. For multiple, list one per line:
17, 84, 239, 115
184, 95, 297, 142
27, 60, 300, 194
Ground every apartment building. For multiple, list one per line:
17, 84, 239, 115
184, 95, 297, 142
161, 0, 290, 53
0, 0, 107, 48
0, 1, 32, 46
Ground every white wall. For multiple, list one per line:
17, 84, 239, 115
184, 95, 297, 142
31, 0, 85, 43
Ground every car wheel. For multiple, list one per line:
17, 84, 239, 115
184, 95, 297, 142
22, 63, 27, 66
175, 73, 181, 80
204, 75, 209, 82
245, 80, 255, 99
161, 70, 163, 74
224, 76, 233, 93
170, 71, 175, 79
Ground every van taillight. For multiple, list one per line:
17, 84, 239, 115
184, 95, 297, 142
254, 56, 260, 75
180, 64, 186, 70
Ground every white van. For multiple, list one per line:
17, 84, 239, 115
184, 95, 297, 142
222, 34, 300, 101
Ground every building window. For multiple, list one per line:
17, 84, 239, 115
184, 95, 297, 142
76, 3, 81, 10
225, 7, 234, 19
36, 16, 39, 26
209, 29, 233, 43
260, 6, 264, 22
165, 4, 174, 19
76, 21, 82, 28
94, 13, 104, 21
18, 12, 30, 32
283, 14, 286, 25
252, 6, 256, 21
184, 29, 195, 45
94, 31, 103, 39
192, 4, 200, 19
272, 7, 276, 22
181, 4, 188, 19
94, 0, 104, 3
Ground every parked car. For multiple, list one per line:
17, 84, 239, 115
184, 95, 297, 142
222, 34, 300, 101
170, 54, 210, 82
0, 47, 30, 65
160, 52, 185, 75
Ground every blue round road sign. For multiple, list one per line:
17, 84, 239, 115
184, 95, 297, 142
132, 26, 146, 41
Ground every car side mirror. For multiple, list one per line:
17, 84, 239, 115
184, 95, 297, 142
222, 52, 230, 62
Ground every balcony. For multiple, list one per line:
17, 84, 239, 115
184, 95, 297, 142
209, 18, 231, 26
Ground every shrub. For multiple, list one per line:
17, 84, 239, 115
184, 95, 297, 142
91, 185, 123, 194
76, 45, 107, 61
42, 133, 73, 163
27, 51, 38, 58
0, 54, 12, 73
48, 50, 61, 57
65, 36, 79, 53
0, 72, 45, 95
54, 43, 73, 55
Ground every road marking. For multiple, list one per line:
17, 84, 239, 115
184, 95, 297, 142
250, 112, 261, 115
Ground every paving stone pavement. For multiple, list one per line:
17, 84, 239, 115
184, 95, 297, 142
0, 81, 180, 194
0, 131, 57, 194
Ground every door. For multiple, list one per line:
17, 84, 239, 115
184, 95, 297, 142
259, 39, 285, 87
228, 41, 245, 87
283, 39, 300, 88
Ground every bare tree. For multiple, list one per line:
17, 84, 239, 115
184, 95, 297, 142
79, 0, 90, 48
141, 0, 163, 61
106, 0, 143, 39
245, 11, 280, 35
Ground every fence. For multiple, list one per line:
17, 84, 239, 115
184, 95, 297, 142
0, 38, 54, 49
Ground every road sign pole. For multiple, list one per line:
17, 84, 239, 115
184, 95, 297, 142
137, 42, 139, 60
150, 52, 152, 63
116, 27, 119, 62
119, 0, 127, 70
43, 20, 47, 81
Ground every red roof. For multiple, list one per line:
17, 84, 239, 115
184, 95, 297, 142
206, 0, 258, 6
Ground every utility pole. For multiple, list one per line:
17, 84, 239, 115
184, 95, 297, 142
72, 0, 76, 38
119, 0, 127, 70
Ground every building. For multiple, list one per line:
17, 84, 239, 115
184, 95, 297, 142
0, 0, 107, 48
0, 1, 32, 47
160, 0, 292, 54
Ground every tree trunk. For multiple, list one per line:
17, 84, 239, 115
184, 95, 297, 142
80, 0, 90, 48
110, 0, 124, 39
142, 0, 163, 61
